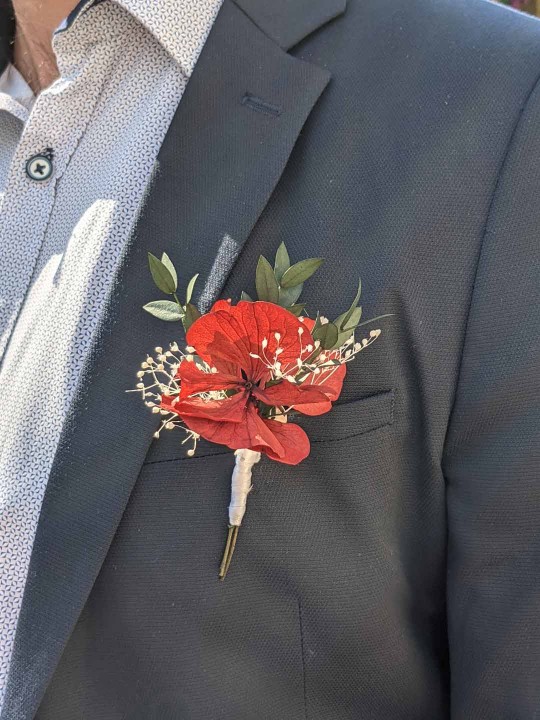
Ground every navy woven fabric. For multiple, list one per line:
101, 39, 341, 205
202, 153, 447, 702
1, 0, 539, 717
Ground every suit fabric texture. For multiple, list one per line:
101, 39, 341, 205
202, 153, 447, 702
0, 0, 539, 717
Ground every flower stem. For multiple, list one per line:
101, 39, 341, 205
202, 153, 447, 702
219, 525, 240, 579
218, 449, 261, 580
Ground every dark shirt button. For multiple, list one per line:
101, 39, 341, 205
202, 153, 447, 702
26, 154, 53, 182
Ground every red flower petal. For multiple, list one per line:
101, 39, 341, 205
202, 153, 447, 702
177, 360, 242, 399
260, 419, 310, 465
294, 316, 347, 415
166, 389, 248, 424
186, 301, 309, 383
179, 400, 283, 456
209, 299, 233, 313
252, 381, 328, 408
177, 398, 310, 465
294, 364, 346, 416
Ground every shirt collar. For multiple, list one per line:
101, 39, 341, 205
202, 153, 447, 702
57, 0, 223, 78
0, 62, 34, 122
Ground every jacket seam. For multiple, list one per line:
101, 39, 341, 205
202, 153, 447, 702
442, 68, 540, 459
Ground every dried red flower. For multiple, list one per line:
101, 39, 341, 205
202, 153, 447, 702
160, 300, 347, 465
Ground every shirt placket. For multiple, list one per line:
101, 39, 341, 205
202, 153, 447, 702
0, 15, 115, 365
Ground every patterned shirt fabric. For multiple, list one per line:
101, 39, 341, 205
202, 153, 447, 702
0, 64, 34, 190
0, 0, 222, 708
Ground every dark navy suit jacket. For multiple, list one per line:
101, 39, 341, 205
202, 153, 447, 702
1, 0, 539, 717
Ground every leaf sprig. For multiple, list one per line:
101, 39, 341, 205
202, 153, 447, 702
144, 243, 392, 348
143, 252, 200, 332
251, 243, 323, 318
250, 243, 385, 351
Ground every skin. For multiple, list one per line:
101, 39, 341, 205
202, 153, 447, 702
12, 0, 77, 94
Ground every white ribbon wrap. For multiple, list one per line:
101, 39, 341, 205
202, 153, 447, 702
228, 448, 261, 526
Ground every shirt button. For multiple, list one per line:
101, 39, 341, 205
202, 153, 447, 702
26, 154, 53, 182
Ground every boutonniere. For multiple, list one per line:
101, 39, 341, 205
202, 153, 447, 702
132, 244, 390, 578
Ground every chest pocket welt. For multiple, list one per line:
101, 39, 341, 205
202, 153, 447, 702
301, 389, 395, 444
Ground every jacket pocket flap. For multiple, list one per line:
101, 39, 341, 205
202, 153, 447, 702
301, 389, 395, 443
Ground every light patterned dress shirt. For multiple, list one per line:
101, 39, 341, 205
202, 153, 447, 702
0, 0, 222, 707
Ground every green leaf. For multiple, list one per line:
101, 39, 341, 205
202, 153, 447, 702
333, 306, 363, 347
148, 252, 177, 294
280, 258, 324, 288
312, 321, 339, 350
183, 303, 201, 332
354, 313, 394, 328
185, 273, 199, 305
274, 242, 290, 283
288, 303, 306, 317
278, 283, 303, 307
344, 307, 363, 331
160, 252, 178, 288
340, 279, 362, 331
143, 300, 185, 322
312, 312, 322, 334
240, 291, 254, 302
255, 255, 280, 303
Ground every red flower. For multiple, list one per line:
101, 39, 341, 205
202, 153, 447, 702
160, 301, 346, 465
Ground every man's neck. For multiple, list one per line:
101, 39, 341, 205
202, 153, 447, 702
12, 0, 77, 94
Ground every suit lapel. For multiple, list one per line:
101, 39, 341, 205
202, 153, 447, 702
0, 1, 14, 74
2, 0, 344, 716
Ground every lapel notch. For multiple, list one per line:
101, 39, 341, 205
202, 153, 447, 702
234, 0, 347, 50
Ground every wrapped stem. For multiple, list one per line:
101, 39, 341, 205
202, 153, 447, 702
219, 449, 261, 579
